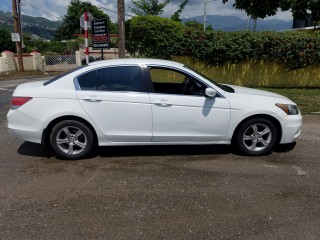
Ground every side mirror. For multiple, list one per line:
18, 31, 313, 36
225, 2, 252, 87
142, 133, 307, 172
205, 88, 217, 98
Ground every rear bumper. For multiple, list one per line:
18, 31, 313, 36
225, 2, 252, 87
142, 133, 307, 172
280, 115, 302, 144
7, 109, 43, 144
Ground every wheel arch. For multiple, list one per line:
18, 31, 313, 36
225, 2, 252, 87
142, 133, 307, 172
41, 115, 99, 148
231, 114, 282, 146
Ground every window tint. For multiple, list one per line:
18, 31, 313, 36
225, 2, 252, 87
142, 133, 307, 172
97, 66, 146, 92
77, 70, 97, 90
149, 67, 207, 96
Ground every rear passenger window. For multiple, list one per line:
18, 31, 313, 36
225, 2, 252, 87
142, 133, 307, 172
97, 66, 146, 92
77, 70, 97, 90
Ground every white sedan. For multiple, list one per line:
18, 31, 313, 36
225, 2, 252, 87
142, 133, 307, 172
7, 59, 302, 159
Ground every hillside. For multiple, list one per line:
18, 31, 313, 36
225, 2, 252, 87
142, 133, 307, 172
183, 15, 293, 31
0, 11, 61, 39
0, 11, 293, 40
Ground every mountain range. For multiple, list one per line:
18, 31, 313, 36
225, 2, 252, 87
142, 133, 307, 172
183, 15, 293, 31
0, 11, 293, 40
0, 11, 61, 39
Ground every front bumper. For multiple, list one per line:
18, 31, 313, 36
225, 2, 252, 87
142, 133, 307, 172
280, 114, 302, 144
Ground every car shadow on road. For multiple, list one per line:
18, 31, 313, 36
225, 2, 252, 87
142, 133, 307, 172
18, 142, 54, 158
97, 145, 233, 157
17, 142, 297, 159
273, 142, 297, 153
18, 142, 233, 158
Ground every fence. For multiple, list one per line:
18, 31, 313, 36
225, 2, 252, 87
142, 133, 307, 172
43, 54, 77, 71
0, 48, 127, 73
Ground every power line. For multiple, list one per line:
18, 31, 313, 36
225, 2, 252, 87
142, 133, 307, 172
23, 1, 61, 20
98, 6, 135, 18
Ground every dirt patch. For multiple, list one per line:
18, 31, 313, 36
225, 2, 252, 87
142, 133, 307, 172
0, 71, 64, 81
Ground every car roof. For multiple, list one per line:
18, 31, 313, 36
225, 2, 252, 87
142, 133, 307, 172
88, 58, 185, 67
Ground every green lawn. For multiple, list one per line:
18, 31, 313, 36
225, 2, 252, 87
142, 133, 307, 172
260, 88, 320, 114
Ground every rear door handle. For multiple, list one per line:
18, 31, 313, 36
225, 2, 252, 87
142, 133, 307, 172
83, 96, 102, 102
153, 100, 172, 107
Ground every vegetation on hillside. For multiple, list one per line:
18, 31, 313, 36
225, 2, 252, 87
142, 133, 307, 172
0, 11, 60, 39
0, 27, 15, 52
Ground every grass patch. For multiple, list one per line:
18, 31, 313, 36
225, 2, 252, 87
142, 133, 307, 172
260, 88, 320, 114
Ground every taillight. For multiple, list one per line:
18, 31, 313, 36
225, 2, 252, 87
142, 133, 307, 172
11, 97, 33, 110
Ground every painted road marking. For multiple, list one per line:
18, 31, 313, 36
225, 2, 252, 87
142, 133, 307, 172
292, 166, 306, 176
0, 88, 13, 92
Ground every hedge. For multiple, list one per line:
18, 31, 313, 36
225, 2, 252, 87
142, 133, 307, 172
126, 16, 320, 70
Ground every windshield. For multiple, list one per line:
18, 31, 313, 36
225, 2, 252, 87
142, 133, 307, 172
183, 66, 235, 93
43, 65, 87, 86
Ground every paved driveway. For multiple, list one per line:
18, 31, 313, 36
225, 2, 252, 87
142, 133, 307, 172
1, 79, 320, 239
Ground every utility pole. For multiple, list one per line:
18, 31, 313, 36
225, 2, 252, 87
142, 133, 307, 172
203, 0, 216, 31
18, 0, 24, 48
203, 0, 207, 30
118, 0, 125, 58
12, 0, 24, 71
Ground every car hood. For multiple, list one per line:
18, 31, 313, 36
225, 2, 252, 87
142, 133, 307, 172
223, 84, 289, 100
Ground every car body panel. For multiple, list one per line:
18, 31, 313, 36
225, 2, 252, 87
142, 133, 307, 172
149, 93, 231, 142
76, 91, 153, 142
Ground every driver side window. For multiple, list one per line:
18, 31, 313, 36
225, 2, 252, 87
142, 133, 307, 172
148, 67, 206, 96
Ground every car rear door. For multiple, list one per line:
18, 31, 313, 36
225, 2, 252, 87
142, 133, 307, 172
75, 65, 152, 142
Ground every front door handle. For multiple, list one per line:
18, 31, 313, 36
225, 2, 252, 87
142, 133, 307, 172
153, 100, 172, 107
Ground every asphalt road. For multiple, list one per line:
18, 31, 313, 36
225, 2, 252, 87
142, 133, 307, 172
1, 79, 320, 239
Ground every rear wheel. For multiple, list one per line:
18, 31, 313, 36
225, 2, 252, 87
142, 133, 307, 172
50, 120, 94, 160
235, 118, 278, 156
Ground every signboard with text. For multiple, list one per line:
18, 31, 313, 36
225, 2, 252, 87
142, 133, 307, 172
11, 33, 20, 42
91, 18, 110, 49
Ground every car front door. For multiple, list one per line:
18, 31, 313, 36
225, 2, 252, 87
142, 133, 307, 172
76, 65, 152, 142
147, 66, 231, 142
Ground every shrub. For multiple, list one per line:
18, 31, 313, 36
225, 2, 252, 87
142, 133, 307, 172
126, 16, 184, 59
126, 16, 320, 70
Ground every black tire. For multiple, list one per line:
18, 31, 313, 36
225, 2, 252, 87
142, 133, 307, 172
234, 118, 278, 156
49, 120, 94, 160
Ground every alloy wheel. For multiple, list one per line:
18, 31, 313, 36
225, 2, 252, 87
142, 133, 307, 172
56, 126, 87, 155
242, 123, 272, 152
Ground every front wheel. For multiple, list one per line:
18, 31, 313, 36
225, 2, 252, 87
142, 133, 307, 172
235, 118, 278, 156
49, 120, 94, 160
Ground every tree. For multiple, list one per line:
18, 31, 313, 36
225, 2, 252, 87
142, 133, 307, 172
55, 0, 114, 40
291, 0, 309, 19
0, 27, 15, 52
184, 20, 204, 30
291, 0, 320, 19
222, 0, 291, 19
130, 0, 171, 16
223, 0, 320, 22
171, 0, 189, 22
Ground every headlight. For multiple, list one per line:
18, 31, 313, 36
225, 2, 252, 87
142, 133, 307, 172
275, 103, 300, 115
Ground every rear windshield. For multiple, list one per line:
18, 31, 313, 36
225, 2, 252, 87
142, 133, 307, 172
43, 65, 87, 86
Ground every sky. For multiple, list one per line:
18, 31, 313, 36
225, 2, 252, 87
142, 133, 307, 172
1, 0, 293, 22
